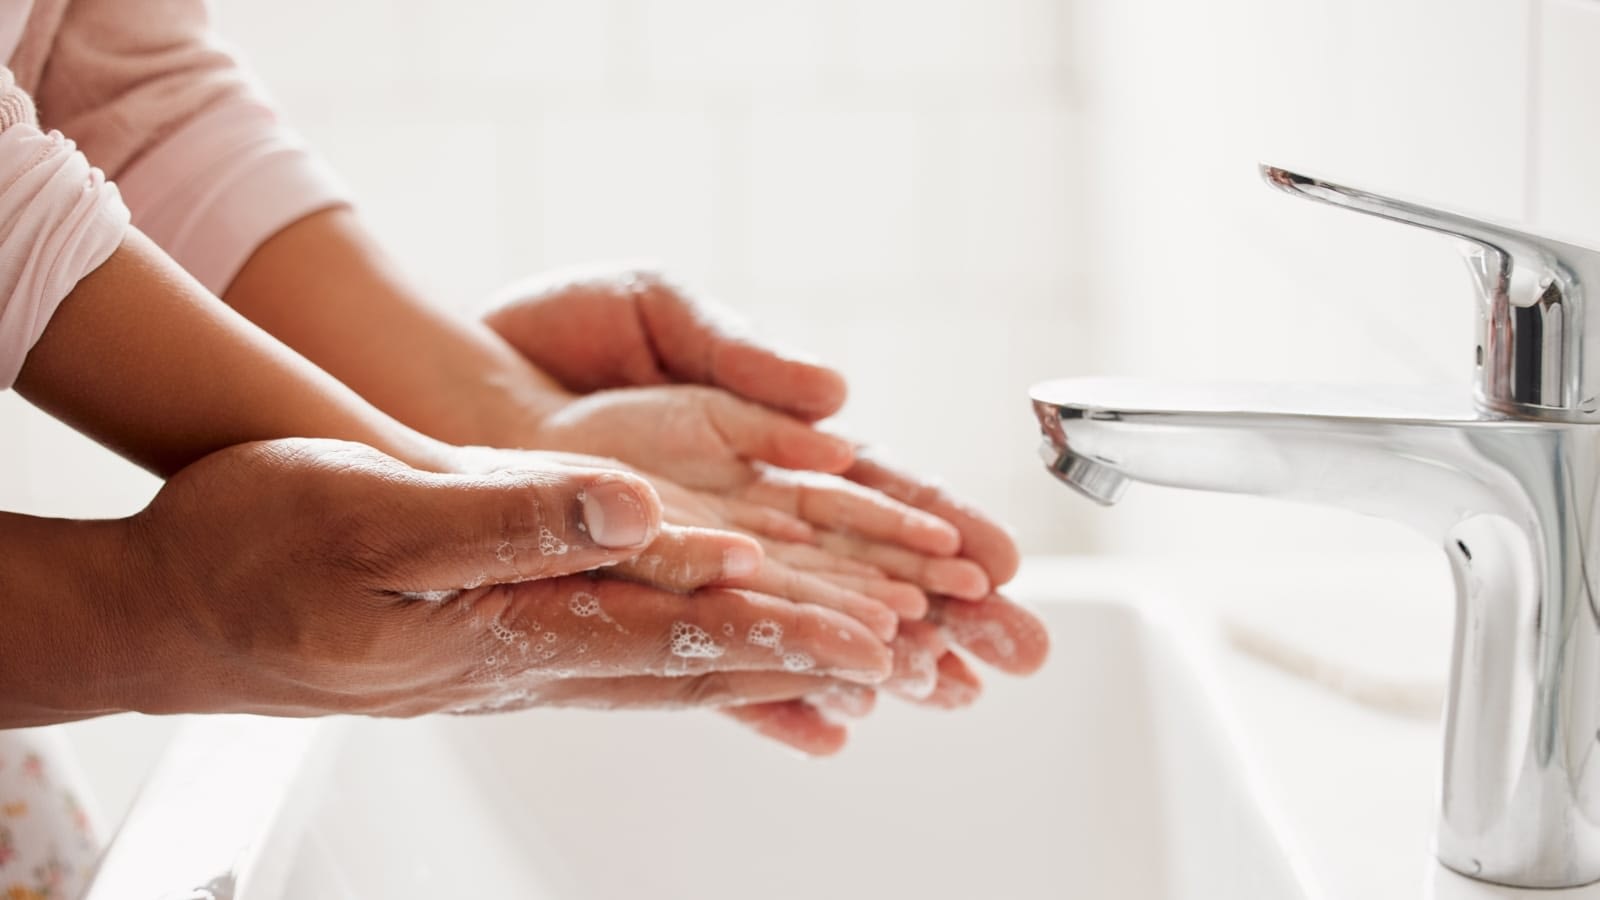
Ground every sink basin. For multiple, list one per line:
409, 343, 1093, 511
87, 592, 1308, 899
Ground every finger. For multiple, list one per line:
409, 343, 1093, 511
929, 592, 1051, 676
481, 270, 673, 392
805, 681, 878, 720
763, 540, 886, 578
717, 497, 815, 543
741, 470, 961, 557
537, 671, 837, 710
611, 526, 763, 592
884, 620, 948, 701
814, 531, 990, 600
721, 700, 850, 756
725, 558, 899, 641
636, 281, 848, 422
705, 392, 854, 473
370, 459, 662, 592
844, 449, 1021, 586
489, 579, 893, 683
921, 651, 984, 709
809, 572, 928, 620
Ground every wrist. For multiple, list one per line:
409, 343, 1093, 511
0, 515, 154, 723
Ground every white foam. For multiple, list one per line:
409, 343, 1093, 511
949, 617, 1018, 661
568, 591, 627, 633
781, 652, 815, 672
538, 526, 569, 556
495, 541, 516, 563
670, 621, 726, 659
399, 589, 459, 603
747, 619, 783, 649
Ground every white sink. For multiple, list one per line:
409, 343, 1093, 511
87, 594, 1308, 899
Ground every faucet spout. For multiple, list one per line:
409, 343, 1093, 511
1032, 376, 1600, 887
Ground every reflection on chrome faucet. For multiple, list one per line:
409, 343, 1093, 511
1032, 166, 1600, 890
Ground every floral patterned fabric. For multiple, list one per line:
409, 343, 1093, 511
0, 731, 98, 899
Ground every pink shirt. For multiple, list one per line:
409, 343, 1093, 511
0, 0, 348, 388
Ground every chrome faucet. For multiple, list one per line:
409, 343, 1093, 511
1032, 166, 1600, 889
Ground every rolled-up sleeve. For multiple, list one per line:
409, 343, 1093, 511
0, 66, 130, 389
33, 0, 349, 296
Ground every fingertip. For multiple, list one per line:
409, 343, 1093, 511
798, 364, 850, 422
720, 341, 849, 422
905, 512, 963, 557
722, 537, 763, 580
868, 607, 899, 643
939, 593, 1052, 676
779, 426, 856, 474
930, 558, 991, 601
727, 701, 850, 757
976, 525, 1023, 586
880, 581, 929, 620
925, 653, 984, 709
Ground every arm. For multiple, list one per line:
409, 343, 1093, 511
0, 438, 889, 729
221, 207, 573, 447
16, 229, 440, 475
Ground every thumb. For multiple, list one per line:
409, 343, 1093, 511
377, 461, 663, 592
640, 290, 848, 422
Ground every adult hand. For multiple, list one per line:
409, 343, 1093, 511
482, 266, 846, 422
109, 439, 891, 719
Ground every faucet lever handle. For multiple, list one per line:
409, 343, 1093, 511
1261, 164, 1600, 419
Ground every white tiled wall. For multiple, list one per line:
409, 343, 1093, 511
1065, 0, 1551, 559
204, 0, 1094, 553
9, 0, 1598, 565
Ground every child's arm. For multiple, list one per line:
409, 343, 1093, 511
16, 230, 444, 476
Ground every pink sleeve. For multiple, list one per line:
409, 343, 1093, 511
0, 68, 130, 390
33, 0, 349, 296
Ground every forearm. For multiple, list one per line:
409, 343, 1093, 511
14, 230, 444, 475
0, 512, 141, 726
223, 207, 572, 448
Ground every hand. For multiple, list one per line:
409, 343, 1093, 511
483, 271, 1046, 704
108, 439, 891, 718
532, 385, 987, 596
482, 266, 846, 422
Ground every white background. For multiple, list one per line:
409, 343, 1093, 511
7, 0, 1599, 562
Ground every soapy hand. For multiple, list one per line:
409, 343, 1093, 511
531, 385, 992, 602
482, 270, 1048, 711
110, 439, 891, 718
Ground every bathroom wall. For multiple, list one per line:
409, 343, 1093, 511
4, 1, 1594, 562
0, 0, 1093, 553
1068, 0, 1568, 561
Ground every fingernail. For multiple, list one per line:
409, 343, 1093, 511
583, 481, 651, 548
723, 544, 761, 579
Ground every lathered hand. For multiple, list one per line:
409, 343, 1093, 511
99, 439, 891, 720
